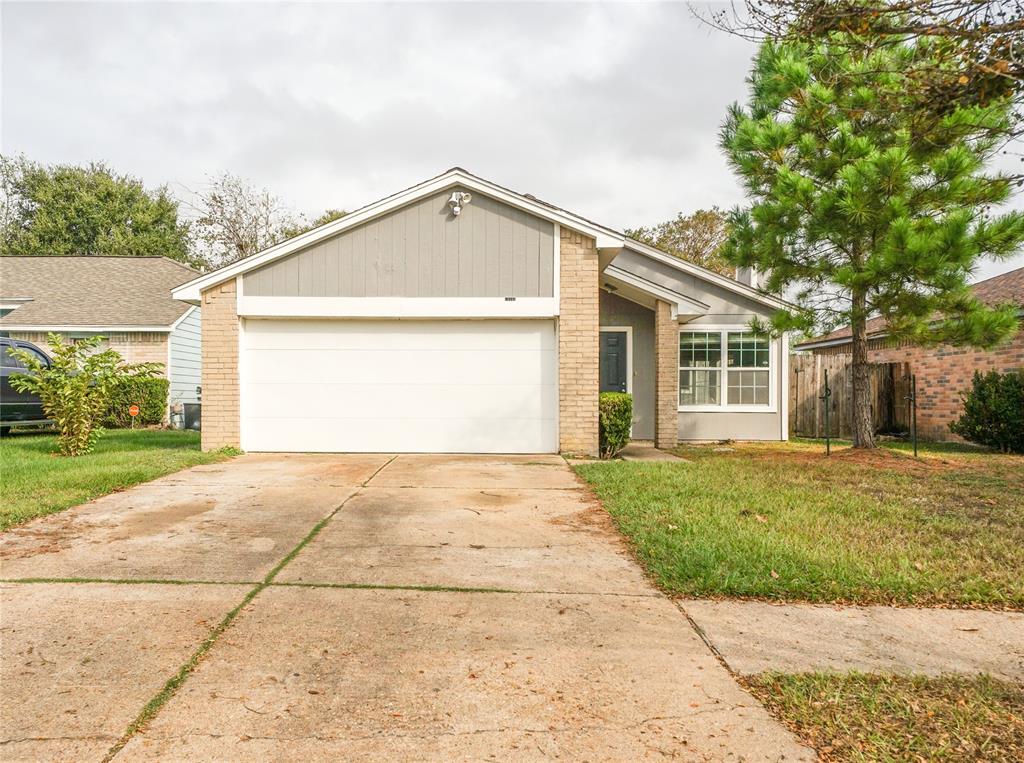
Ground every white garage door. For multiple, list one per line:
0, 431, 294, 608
241, 319, 557, 453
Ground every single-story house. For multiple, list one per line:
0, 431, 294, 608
172, 168, 791, 455
0, 256, 202, 423
793, 267, 1024, 440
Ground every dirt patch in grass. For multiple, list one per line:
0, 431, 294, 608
744, 672, 1024, 762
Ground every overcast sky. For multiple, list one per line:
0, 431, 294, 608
2, 1, 1021, 281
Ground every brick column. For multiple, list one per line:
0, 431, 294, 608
200, 280, 240, 451
654, 299, 678, 450
558, 228, 599, 456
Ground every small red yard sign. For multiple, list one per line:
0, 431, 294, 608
128, 404, 140, 418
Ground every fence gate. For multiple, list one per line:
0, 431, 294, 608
789, 354, 910, 438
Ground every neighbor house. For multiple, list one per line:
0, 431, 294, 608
0, 256, 202, 423
171, 168, 791, 455
793, 267, 1024, 440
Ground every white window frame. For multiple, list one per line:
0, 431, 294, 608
677, 326, 777, 413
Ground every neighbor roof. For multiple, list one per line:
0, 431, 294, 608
794, 267, 1024, 351
171, 166, 789, 311
0, 256, 198, 329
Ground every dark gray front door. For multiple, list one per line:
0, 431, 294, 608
600, 331, 628, 393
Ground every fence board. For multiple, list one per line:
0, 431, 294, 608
789, 354, 910, 438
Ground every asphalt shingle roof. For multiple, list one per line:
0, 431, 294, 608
795, 267, 1024, 349
0, 256, 198, 328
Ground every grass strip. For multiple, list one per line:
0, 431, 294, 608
273, 580, 519, 594
745, 671, 1024, 761
0, 576, 254, 586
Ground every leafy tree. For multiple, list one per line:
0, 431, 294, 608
721, 32, 1024, 448
950, 369, 1024, 453
8, 334, 162, 456
702, 1, 1024, 147
278, 208, 348, 241
0, 156, 195, 264
626, 208, 735, 276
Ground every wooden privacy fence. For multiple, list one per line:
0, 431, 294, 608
789, 354, 911, 438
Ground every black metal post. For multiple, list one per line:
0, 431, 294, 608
820, 368, 832, 456
911, 374, 918, 458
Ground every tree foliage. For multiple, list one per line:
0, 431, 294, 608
720, 30, 1024, 447
0, 156, 194, 263
702, 1, 1024, 149
626, 208, 735, 276
949, 369, 1024, 453
8, 335, 163, 456
187, 172, 346, 266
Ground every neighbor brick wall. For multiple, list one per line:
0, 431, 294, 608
558, 228, 599, 456
654, 300, 678, 450
200, 280, 240, 451
811, 322, 1024, 440
9, 331, 169, 368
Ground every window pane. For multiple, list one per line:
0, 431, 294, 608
680, 332, 721, 368
726, 332, 769, 368
680, 369, 720, 406
2, 347, 23, 369
727, 370, 769, 405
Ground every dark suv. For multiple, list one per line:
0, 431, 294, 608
1, 337, 51, 434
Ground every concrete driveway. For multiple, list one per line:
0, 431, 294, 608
1, 454, 811, 762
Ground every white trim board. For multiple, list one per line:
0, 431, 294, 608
236, 296, 558, 319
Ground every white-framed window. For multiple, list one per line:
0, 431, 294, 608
678, 329, 775, 411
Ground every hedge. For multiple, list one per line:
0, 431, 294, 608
102, 376, 170, 427
599, 392, 633, 459
949, 369, 1024, 454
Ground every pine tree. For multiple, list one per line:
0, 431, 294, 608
721, 32, 1024, 448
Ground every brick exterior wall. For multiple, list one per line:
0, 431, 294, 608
653, 300, 679, 449
9, 331, 169, 368
200, 280, 240, 451
558, 228, 599, 456
811, 322, 1024, 440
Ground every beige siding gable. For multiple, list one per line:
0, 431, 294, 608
244, 190, 554, 298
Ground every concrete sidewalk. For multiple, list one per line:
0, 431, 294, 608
684, 599, 1024, 681
1, 454, 812, 762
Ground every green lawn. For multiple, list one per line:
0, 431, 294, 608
573, 440, 1024, 607
745, 672, 1024, 762
0, 429, 234, 531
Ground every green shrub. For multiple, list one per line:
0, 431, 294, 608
949, 369, 1024, 454
599, 392, 633, 459
103, 376, 170, 428
9, 333, 163, 456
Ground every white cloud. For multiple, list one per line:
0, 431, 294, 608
2, 0, 1020, 280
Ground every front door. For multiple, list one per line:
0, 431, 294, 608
599, 330, 629, 393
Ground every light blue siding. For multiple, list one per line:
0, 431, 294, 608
169, 307, 201, 405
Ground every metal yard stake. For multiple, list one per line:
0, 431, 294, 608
820, 368, 832, 456
906, 374, 918, 458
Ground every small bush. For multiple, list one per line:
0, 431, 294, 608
599, 392, 633, 459
103, 376, 170, 427
949, 369, 1024, 454
9, 333, 163, 456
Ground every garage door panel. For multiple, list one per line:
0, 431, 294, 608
241, 319, 558, 453
242, 416, 554, 454
244, 383, 557, 421
245, 348, 556, 386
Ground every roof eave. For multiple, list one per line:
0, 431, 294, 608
619, 239, 794, 311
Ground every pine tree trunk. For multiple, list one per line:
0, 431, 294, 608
850, 291, 876, 449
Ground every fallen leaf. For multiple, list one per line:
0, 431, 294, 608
770, 570, 780, 579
